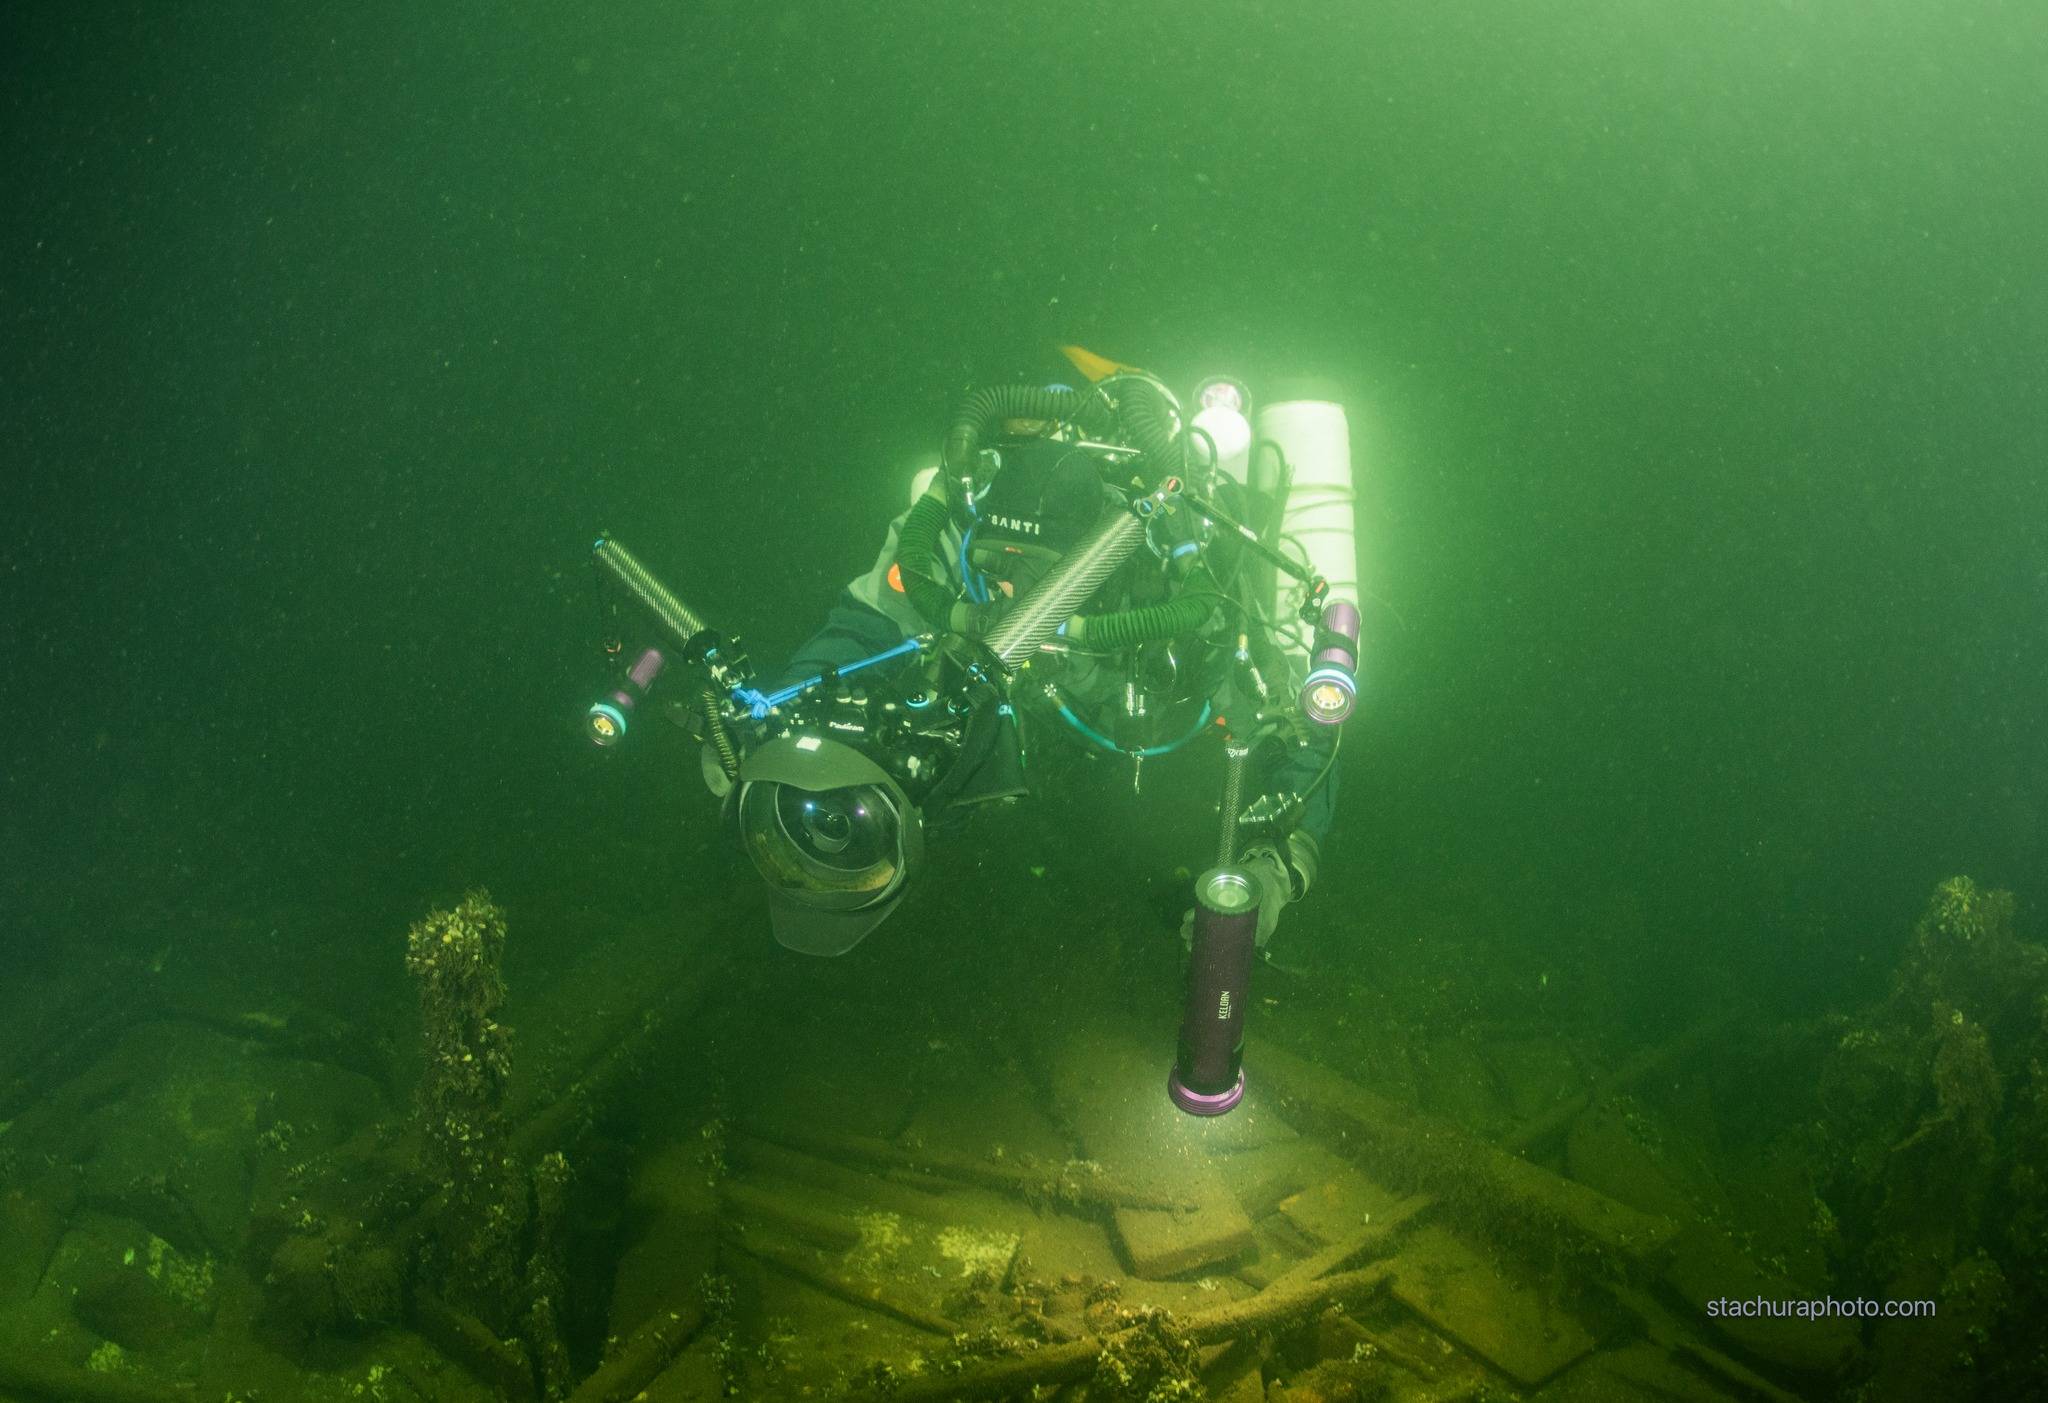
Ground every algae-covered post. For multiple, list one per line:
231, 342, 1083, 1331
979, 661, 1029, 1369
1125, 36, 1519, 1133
405, 890, 530, 1332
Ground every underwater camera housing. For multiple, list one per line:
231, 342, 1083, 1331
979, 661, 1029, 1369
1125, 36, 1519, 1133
730, 734, 926, 957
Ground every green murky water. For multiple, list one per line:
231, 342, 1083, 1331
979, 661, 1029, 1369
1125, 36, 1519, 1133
3, 4, 2044, 1399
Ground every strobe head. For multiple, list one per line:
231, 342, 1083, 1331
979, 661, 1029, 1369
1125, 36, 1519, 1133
587, 647, 666, 746
1300, 600, 1360, 726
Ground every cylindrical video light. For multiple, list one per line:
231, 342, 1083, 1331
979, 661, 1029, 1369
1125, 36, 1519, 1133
1300, 599, 1360, 726
587, 647, 665, 746
1168, 867, 1260, 1116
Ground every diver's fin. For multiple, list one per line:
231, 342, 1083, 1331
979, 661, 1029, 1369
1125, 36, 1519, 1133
1058, 344, 1145, 384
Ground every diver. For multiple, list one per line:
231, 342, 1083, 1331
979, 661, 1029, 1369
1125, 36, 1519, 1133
676, 347, 1357, 957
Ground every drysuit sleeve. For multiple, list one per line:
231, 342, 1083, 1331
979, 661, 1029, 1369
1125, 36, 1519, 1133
777, 591, 912, 688
773, 506, 962, 689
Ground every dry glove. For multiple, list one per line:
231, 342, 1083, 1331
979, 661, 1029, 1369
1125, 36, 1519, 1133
1178, 843, 1295, 951
1236, 843, 1296, 949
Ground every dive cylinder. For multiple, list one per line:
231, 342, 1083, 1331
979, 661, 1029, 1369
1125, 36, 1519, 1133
1252, 399, 1358, 656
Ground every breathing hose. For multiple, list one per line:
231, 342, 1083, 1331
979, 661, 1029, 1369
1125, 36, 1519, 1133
943, 384, 1114, 474
1113, 377, 1184, 480
1066, 564, 1225, 650
893, 492, 958, 634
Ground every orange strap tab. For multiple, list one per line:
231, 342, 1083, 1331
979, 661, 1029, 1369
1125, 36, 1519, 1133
1058, 345, 1145, 384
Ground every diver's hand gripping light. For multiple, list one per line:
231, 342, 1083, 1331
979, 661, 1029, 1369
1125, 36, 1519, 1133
1299, 600, 1360, 726
587, 647, 665, 746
